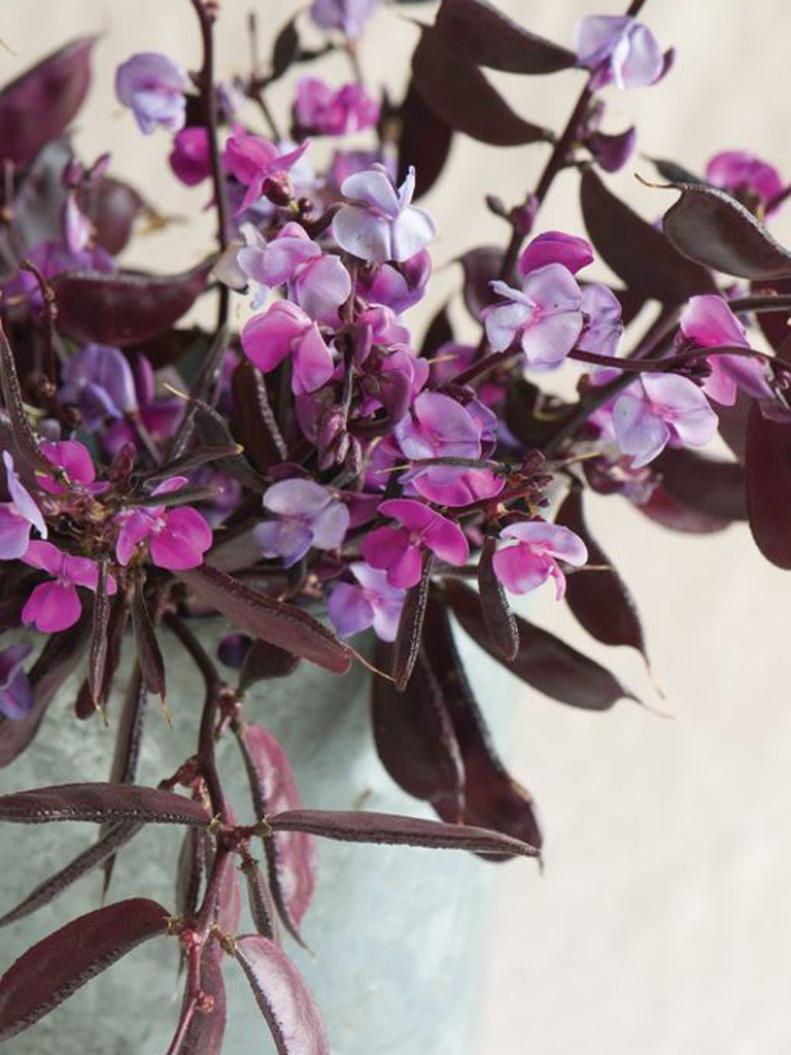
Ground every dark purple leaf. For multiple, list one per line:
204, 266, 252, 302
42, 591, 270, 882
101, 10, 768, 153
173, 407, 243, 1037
411, 27, 551, 147
231, 359, 288, 471
397, 81, 454, 200
269, 808, 539, 857
634, 484, 729, 534
478, 537, 519, 661
504, 380, 569, 448
653, 446, 746, 522
0, 897, 168, 1042
0, 782, 211, 827
234, 935, 329, 1055
420, 301, 454, 357
460, 245, 505, 320
51, 259, 213, 347
177, 565, 352, 674
270, 18, 300, 82
663, 182, 791, 279
745, 401, 791, 568
556, 488, 648, 661
391, 553, 434, 690
177, 948, 226, 1055
750, 277, 791, 352
717, 391, 751, 463
127, 326, 208, 371
0, 37, 95, 168
580, 168, 715, 302
238, 640, 300, 690
435, 0, 576, 73
445, 579, 636, 710
649, 157, 704, 186
76, 593, 127, 720
131, 576, 167, 701
82, 177, 146, 256
185, 397, 267, 490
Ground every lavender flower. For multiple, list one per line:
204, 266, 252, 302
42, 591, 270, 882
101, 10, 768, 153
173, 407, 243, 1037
115, 52, 190, 134
255, 479, 349, 567
576, 15, 665, 90
328, 563, 405, 641
332, 165, 435, 264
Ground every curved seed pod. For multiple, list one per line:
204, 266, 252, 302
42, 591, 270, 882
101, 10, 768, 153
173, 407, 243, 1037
174, 947, 226, 1055
83, 177, 146, 256
175, 827, 206, 920
391, 554, 434, 691
131, 576, 166, 702
478, 537, 519, 661
231, 359, 289, 470
0, 783, 211, 827
241, 858, 277, 941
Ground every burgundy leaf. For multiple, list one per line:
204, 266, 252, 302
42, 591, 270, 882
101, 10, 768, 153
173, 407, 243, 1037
238, 640, 300, 690
445, 579, 636, 710
435, 0, 576, 73
269, 808, 539, 857
580, 168, 715, 302
478, 537, 519, 661
505, 380, 569, 448
131, 576, 167, 701
460, 245, 506, 319
234, 935, 329, 1055
51, 259, 213, 346
0, 782, 211, 827
745, 401, 791, 568
82, 177, 146, 256
231, 359, 289, 471
177, 565, 352, 674
663, 183, 791, 279
391, 553, 434, 690
634, 484, 730, 534
556, 488, 648, 661
242, 859, 277, 941
0, 37, 95, 168
397, 80, 454, 200
420, 300, 454, 357
176, 948, 226, 1055
717, 391, 751, 464
649, 157, 705, 186
411, 26, 551, 147
653, 446, 747, 522
751, 277, 791, 352
270, 18, 300, 82
0, 897, 168, 1042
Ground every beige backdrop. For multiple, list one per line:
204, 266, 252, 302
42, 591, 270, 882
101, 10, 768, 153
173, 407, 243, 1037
5, 2, 791, 1052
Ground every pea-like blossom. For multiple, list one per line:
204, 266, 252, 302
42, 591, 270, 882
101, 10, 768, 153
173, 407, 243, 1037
242, 301, 335, 394
223, 133, 310, 214
37, 440, 100, 495
611, 373, 719, 468
21, 541, 117, 633
483, 264, 584, 368
518, 231, 594, 278
357, 250, 431, 315
102, 354, 184, 458
114, 477, 213, 571
705, 151, 784, 214
0, 643, 34, 720
59, 344, 138, 431
0, 452, 47, 560
254, 479, 349, 567
294, 78, 380, 136
362, 498, 469, 588
310, 0, 380, 38
576, 15, 665, 90
115, 52, 190, 134
332, 165, 435, 264
328, 562, 406, 641
169, 127, 211, 186
492, 521, 588, 598
578, 283, 624, 358
680, 295, 773, 406
62, 193, 92, 254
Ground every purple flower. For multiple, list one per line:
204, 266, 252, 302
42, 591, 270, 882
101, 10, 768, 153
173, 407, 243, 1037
705, 151, 784, 213
357, 250, 431, 315
294, 78, 380, 136
115, 477, 213, 571
332, 165, 435, 264
115, 52, 189, 134
611, 373, 719, 468
586, 125, 637, 173
223, 133, 310, 214
242, 301, 335, 395
21, 541, 117, 633
59, 344, 138, 431
578, 284, 624, 358
217, 633, 252, 669
0, 644, 34, 720
328, 562, 405, 641
62, 193, 92, 254
37, 440, 98, 495
254, 479, 349, 567
362, 498, 469, 588
328, 148, 395, 191
518, 231, 593, 277
0, 452, 47, 560
492, 521, 587, 598
576, 15, 665, 90
483, 264, 583, 368
103, 354, 184, 458
310, 0, 380, 38
169, 127, 211, 186
680, 295, 772, 406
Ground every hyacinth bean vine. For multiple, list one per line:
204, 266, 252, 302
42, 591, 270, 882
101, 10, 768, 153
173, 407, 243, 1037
0, 0, 790, 1049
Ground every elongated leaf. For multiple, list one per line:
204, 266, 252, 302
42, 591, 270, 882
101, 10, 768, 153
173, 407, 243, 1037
84, 177, 146, 256
649, 157, 705, 186
235, 935, 329, 1055
177, 565, 352, 674
0, 37, 95, 168
412, 27, 551, 147
238, 640, 300, 690
51, 260, 212, 346
0, 897, 167, 1042
176, 948, 226, 1055
270, 18, 300, 82
635, 484, 729, 534
445, 579, 635, 710
745, 402, 791, 567
0, 783, 211, 827
231, 359, 288, 470
653, 446, 746, 522
478, 537, 519, 661
269, 808, 539, 857
751, 277, 791, 352
460, 245, 506, 319
392, 553, 433, 690
663, 183, 791, 279
556, 488, 648, 661
435, 0, 576, 73
131, 577, 167, 701
580, 168, 715, 302
397, 80, 454, 200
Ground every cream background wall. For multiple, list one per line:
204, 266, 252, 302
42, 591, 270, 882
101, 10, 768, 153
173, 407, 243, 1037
4, 2, 791, 1052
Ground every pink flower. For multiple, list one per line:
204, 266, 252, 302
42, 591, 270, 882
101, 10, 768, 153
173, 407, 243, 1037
310, 0, 380, 38
115, 52, 189, 134
680, 295, 772, 406
0, 643, 33, 720
223, 133, 311, 214
241, 301, 335, 394
328, 562, 405, 641
0, 452, 47, 560
62, 193, 92, 254
357, 250, 431, 315
115, 477, 213, 571
483, 264, 583, 368
362, 498, 469, 588
37, 440, 98, 495
254, 479, 349, 567
169, 127, 211, 186
21, 541, 117, 633
518, 231, 593, 277
294, 77, 380, 136
332, 165, 435, 264
576, 15, 665, 90
611, 373, 719, 468
492, 521, 588, 599
705, 151, 784, 213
